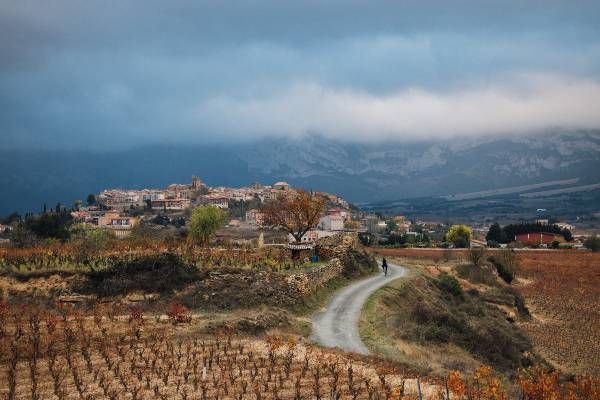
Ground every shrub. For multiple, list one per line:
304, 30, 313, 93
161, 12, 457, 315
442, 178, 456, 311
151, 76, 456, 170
436, 273, 463, 297
467, 247, 486, 266
455, 263, 498, 286
341, 250, 377, 277
488, 257, 514, 284
167, 302, 192, 324
584, 235, 600, 252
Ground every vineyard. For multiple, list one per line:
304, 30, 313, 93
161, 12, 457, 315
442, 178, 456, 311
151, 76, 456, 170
517, 251, 600, 375
1, 302, 599, 400
0, 241, 294, 274
0, 302, 426, 400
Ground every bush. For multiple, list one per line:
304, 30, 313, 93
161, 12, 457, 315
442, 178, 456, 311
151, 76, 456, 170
81, 253, 201, 296
584, 235, 600, 252
455, 263, 498, 286
488, 256, 515, 284
341, 250, 377, 277
467, 247, 486, 265
436, 273, 463, 297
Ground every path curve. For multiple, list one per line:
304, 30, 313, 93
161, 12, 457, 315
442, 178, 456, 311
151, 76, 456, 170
311, 262, 408, 354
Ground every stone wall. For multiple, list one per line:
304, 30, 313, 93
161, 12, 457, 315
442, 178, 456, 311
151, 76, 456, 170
285, 258, 343, 296
315, 232, 359, 260
285, 233, 360, 297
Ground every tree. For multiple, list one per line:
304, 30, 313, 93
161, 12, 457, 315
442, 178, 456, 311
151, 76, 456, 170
86, 194, 97, 206
584, 235, 600, 252
486, 223, 506, 244
261, 190, 326, 243
188, 205, 226, 246
446, 224, 472, 248
9, 224, 36, 248
385, 220, 398, 234
1, 212, 21, 225
25, 212, 72, 241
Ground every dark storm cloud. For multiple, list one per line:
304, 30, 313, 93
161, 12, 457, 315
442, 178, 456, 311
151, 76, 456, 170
2, 0, 600, 148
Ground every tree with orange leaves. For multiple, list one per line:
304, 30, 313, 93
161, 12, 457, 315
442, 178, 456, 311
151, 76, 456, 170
261, 189, 326, 243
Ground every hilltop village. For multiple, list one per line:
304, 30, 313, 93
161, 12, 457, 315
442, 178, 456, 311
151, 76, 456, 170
68, 177, 355, 243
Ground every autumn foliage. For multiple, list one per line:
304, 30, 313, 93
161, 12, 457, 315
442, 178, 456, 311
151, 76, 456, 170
261, 190, 326, 243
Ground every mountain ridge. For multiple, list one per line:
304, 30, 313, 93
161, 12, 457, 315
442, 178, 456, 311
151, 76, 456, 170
1, 131, 599, 214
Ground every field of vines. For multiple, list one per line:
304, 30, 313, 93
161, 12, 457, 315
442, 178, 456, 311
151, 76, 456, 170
517, 251, 600, 376
1, 302, 599, 400
0, 302, 432, 400
0, 240, 293, 273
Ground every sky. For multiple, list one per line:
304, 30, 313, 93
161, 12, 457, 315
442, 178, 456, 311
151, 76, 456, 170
2, 0, 600, 149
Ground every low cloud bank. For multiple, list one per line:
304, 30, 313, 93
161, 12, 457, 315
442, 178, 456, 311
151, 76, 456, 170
196, 75, 600, 142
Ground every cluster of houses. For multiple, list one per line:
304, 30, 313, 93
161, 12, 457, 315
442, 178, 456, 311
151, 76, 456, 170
74, 177, 354, 240
70, 209, 139, 238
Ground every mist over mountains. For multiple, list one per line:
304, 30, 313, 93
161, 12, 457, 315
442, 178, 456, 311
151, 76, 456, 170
2, 131, 600, 214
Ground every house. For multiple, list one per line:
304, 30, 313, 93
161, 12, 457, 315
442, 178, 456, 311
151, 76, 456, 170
288, 229, 337, 243
198, 196, 229, 209
97, 189, 142, 209
327, 208, 349, 219
318, 215, 344, 231
555, 222, 574, 231
97, 212, 138, 238
0, 224, 13, 233
141, 190, 166, 202
515, 232, 563, 246
273, 181, 290, 191
151, 198, 191, 210
245, 209, 265, 225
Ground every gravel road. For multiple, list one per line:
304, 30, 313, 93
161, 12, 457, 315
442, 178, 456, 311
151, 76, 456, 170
311, 261, 408, 354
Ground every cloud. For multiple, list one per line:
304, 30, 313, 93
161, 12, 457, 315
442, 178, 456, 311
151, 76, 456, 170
2, 1, 600, 148
196, 75, 600, 141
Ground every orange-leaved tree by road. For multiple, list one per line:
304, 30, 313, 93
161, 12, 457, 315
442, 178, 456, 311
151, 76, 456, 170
261, 189, 326, 243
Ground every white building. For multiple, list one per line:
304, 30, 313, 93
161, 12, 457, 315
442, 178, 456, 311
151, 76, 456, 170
318, 215, 345, 231
273, 181, 290, 191
288, 229, 337, 243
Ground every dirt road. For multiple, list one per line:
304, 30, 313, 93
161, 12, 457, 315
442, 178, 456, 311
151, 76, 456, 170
311, 261, 408, 354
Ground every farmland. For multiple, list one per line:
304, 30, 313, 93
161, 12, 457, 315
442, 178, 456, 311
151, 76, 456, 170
516, 251, 600, 375
2, 302, 599, 400
0, 302, 417, 400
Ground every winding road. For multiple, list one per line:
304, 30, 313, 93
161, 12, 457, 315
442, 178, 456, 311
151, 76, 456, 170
311, 261, 408, 354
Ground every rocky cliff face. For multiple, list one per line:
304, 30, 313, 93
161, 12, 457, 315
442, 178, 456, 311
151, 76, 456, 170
237, 131, 600, 202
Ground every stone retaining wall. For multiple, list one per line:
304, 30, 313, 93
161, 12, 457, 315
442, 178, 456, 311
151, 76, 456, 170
285, 258, 343, 296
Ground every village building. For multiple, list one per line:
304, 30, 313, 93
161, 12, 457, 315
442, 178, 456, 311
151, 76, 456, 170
198, 195, 229, 209
0, 224, 13, 233
515, 232, 564, 246
318, 214, 345, 231
273, 181, 290, 191
96, 211, 138, 238
151, 198, 191, 211
288, 229, 337, 243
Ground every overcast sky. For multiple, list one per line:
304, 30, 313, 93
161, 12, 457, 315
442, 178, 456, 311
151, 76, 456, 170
2, 0, 600, 149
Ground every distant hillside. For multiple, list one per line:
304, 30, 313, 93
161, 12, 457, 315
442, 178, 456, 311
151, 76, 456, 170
1, 131, 599, 214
